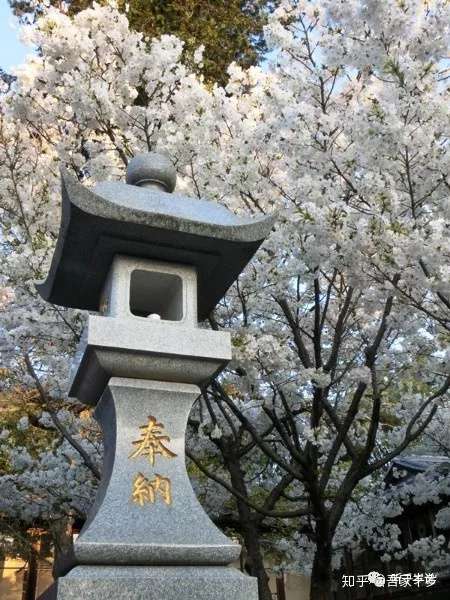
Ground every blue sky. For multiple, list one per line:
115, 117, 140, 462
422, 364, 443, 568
0, 0, 29, 71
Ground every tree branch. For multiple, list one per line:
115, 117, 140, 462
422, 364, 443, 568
186, 450, 307, 519
23, 353, 101, 480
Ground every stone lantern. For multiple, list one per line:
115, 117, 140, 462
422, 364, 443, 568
37, 153, 274, 599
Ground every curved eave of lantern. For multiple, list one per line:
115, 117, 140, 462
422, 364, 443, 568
36, 168, 275, 321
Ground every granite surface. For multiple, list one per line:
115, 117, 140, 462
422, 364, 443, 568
34, 153, 270, 600
59, 378, 240, 575
55, 565, 258, 600
125, 153, 177, 192
35, 155, 275, 319
99, 255, 198, 324
68, 255, 231, 405
68, 315, 231, 405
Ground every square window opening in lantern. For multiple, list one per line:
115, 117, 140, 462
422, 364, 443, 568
129, 270, 183, 321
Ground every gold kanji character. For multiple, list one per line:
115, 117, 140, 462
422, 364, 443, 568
132, 472, 154, 506
129, 415, 177, 466
151, 473, 172, 505
131, 472, 172, 506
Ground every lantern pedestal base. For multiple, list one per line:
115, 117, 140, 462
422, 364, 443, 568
50, 565, 257, 600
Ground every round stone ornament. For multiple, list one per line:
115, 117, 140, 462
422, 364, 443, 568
126, 152, 177, 192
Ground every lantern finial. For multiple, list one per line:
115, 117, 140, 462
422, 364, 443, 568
126, 152, 176, 192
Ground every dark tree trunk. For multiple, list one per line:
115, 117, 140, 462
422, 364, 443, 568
23, 545, 38, 600
276, 574, 287, 600
310, 538, 334, 600
224, 448, 272, 600
243, 520, 272, 600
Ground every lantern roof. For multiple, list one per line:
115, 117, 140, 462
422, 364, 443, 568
36, 153, 275, 320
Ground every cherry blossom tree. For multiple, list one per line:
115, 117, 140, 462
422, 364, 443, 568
0, 2, 449, 600
179, 2, 450, 597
